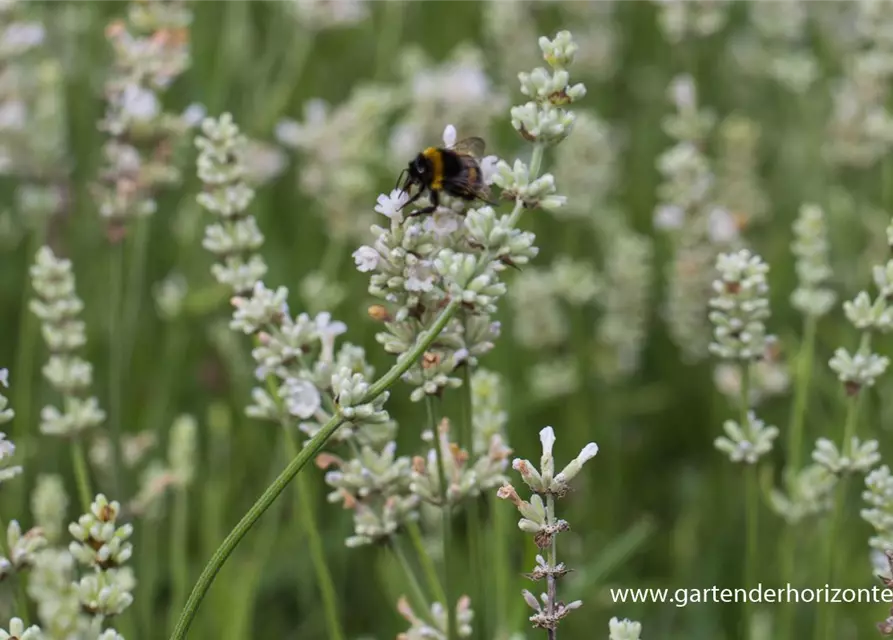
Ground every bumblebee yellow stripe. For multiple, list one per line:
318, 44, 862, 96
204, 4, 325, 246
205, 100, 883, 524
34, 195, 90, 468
423, 147, 444, 190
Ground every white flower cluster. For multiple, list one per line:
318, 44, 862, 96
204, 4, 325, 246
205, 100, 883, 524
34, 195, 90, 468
27, 492, 131, 638
95, 1, 194, 228
318, 443, 417, 547
276, 86, 399, 242
357, 35, 583, 404
708, 250, 774, 361
168, 414, 197, 486
653, 0, 731, 44
196, 113, 265, 295
396, 594, 474, 640
32, 474, 69, 543
824, 1, 893, 168
391, 43, 507, 167
714, 115, 769, 228
769, 464, 837, 525
30, 247, 106, 437
734, 0, 818, 94
196, 113, 413, 550
713, 353, 790, 409
791, 204, 836, 317
69, 495, 135, 618
286, 0, 368, 29
0, 0, 68, 195
828, 215, 893, 393
863, 465, 893, 551
0, 370, 20, 485
551, 110, 620, 222
409, 418, 510, 505
812, 436, 880, 475
654, 75, 740, 363
0, 520, 46, 580
470, 369, 508, 454
714, 411, 779, 465
0, 618, 42, 640
597, 231, 654, 381
511, 30, 585, 146
609, 616, 644, 640
498, 427, 597, 632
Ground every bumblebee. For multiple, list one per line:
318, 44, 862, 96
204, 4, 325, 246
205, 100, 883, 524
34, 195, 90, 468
397, 136, 495, 216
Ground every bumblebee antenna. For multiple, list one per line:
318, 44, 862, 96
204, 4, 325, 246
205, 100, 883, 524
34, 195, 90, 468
395, 168, 408, 192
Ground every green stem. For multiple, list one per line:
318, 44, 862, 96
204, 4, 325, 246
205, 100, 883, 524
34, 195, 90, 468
777, 523, 798, 640
284, 428, 345, 640
169, 298, 462, 640
745, 466, 759, 627
491, 492, 510, 637
71, 437, 93, 512
168, 486, 190, 632
391, 534, 433, 621
108, 242, 125, 495
527, 144, 544, 185
820, 394, 859, 640
740, 363, 757, 639
787, 314, 817, 472
138, 517, 161, 637
406, 520, 447, 606
428, 396, 456, 640
458, 363, 486, 638
118, 217, 151, 499
779, 315, 818, 640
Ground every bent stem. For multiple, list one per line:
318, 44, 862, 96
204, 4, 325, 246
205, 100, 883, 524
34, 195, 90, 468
169, 298, 462, 640
284, 428, 345, 640
168, 483, 190, 633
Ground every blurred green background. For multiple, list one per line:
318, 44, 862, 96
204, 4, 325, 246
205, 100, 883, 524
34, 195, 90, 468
3, 1, 893, 639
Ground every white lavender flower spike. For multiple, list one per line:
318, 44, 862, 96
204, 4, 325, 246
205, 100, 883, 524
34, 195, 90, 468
708, 250, 774, 361
714, 412, 779, 465
609, 616, 644, 640
813, 436, 881, 475
0, 618, 42, 640
791, 204, 836, 317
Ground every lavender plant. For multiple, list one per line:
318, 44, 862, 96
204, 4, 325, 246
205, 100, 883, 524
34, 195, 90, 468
709, 249, 777, 636
29, 246, 104, 511
171, 27, 595, 640
498, 427, 598, 636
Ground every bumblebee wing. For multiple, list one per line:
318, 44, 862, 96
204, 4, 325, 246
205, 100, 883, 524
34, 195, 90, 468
452, 136, 486, 158
450, 159, 492, 201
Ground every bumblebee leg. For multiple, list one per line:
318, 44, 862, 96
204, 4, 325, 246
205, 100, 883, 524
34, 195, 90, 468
398, 189, 424, 211
406, 190, 439, 217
